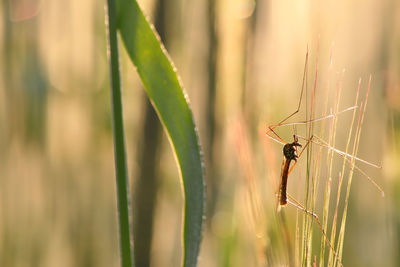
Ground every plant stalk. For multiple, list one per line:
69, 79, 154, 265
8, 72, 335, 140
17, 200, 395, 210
105, 0, 134, 266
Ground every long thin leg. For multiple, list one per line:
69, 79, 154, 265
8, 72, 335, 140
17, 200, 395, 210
276, 50, 309, 127
266, 126, 287, 145
266, 53, 357, 148
286, 194, 343, 267
266, 104, 357, 146
296, 134, 384, 196
265, 51, 309, 144
266, 49, 355, 148
309, 135, 381, 168
279, 105, 357, 127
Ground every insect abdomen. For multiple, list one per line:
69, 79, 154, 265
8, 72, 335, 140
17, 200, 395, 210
279, 159, 291, 205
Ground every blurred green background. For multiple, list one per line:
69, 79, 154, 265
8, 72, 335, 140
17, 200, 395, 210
1, 0, 400, 266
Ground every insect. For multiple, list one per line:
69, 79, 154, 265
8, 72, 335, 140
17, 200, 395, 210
266, 52, 383, 208
265, 50, 383, 266
279, 135, 302, 205
265, 50, 317, 208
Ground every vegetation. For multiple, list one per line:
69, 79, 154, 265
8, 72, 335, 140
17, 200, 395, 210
1, 0, 399, 266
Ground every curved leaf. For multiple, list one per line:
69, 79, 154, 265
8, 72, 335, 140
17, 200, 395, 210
116, 1, 206, 266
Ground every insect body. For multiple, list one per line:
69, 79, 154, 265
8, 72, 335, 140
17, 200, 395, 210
279, 136, 301, 205
265, 50, 383, 267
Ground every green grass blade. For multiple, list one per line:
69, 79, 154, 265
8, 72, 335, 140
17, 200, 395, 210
335, 77, 371, 266
116, 1, 206, 266
105, 0, 134, 266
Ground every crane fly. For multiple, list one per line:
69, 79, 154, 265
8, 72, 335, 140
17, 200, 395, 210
264, 50, 383, 266
265, 52, 383, 207
279, 135, 301, 205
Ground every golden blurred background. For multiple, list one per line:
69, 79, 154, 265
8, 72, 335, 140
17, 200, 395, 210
1, 0, 400, 266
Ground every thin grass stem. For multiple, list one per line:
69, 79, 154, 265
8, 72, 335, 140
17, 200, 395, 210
105, 0, 134, 266
335, 76, 372, 266
319, 44, 335, 267
325, 69, 344, 267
